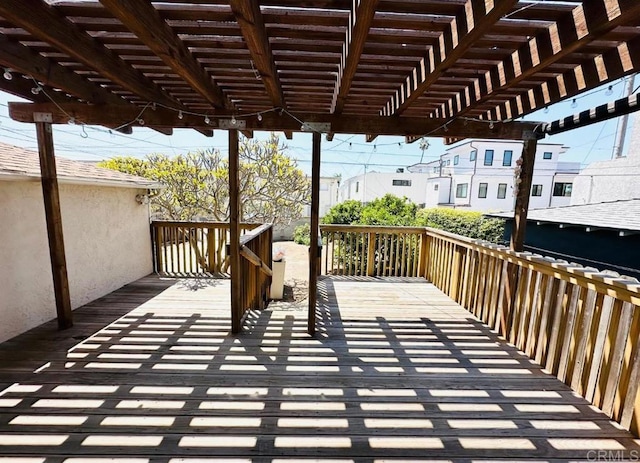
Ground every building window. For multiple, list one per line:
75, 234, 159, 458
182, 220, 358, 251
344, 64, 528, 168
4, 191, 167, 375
434, 184, 439, 191
497, 183, 507, 199
446, 159, 450, 166
355, 182, 359, 193
456, 183, 468, 198
553, 182, 573, 197
484, 149, 494, 166
503, 150, 513, 166
433, 167, 438, 173
478, 183, 488, 198
392, 179, 411, 187
470, 150, 477, 161
543, 151, 552, 159
531, 184, 543, 196
454, 155, 459, 165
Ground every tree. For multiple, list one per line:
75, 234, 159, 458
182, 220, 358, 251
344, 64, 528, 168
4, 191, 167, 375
360, 194, 418, 226
321, 199, 363, 224
99, 133, 310, 225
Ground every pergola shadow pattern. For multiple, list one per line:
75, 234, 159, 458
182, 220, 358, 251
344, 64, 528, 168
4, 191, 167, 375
0, 276, 638, 461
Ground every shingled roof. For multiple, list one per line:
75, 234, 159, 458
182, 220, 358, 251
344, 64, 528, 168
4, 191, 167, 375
489, 199, 640, 233
0, 142, 160, 188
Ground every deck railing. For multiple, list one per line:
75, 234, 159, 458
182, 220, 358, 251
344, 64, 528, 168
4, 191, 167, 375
151, 221, 259, 275
238, 223, 273, 317
319, 224, 427, 277
322, 224, 640, 435
425, 227, 640, 435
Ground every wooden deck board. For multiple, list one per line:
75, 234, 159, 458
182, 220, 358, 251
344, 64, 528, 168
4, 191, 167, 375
0, 275, 638, 461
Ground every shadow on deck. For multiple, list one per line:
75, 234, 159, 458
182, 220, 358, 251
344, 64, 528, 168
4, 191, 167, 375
0, 275, 638, 461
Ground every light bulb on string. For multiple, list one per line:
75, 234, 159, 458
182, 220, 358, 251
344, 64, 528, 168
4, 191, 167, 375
137, 118, 145, 126
31, 86, 41, 95
349, 143, 352, 150
68, 117, 76, 125
398, 143, 402, 149
3, 68, 12, 80
373, 144, 377, 153
231, 115, 237, 125
606, 85, 613, 96
489, 121, 495, 129
571, 98, 578, 109
257, 113, 263, 122
543, 106, 549, 114
204, 116, 211, 125
178, 110, 184, 120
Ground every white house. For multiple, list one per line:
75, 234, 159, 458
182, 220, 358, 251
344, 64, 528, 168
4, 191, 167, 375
0, 143, 160, 343
571, 115, 640, 205
338, 171, 430, 206
410, 140, 580, 212
273, 175, 340, 240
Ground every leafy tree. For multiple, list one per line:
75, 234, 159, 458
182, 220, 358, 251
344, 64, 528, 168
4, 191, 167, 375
99, 133, 310, 225
360, 194, 418, 226
321, 200, 363, 224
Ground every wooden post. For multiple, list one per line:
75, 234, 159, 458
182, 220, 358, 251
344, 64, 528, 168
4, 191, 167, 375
36, 122, 73, 330
308, 132, 321, 336
510, 137, 538, 251
229, 129, 242, 333
366, 233, 376, 276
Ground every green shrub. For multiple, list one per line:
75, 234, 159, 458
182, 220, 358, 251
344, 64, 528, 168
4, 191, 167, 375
360, 194, 418, 226
416, 208, 505, 243
293, 223, 311, 245
322, 200, 363, 224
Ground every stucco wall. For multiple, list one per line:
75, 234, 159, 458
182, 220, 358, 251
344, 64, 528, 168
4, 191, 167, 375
0, 180, 153, 343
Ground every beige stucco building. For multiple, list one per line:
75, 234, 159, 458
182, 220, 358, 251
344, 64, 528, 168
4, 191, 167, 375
0, 143, 159, 343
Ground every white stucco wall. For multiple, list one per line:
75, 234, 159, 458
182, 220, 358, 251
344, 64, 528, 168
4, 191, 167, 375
0, 180, 153, 343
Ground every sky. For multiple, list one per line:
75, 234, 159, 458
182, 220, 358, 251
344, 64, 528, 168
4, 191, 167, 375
0, 75, 636, 181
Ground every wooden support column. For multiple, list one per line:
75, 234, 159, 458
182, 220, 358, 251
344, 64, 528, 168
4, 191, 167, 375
511, 137, 538, 251
36, 122, 72, 330
229, 129, 242, 333
308, 132, 321, 336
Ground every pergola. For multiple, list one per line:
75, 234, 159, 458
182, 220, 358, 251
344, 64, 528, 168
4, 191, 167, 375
1, 0, 639, 333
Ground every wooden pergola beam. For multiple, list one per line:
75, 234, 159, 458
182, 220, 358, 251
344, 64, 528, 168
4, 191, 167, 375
0, 36, 124, 106
0, 0, 180, 109
380, 0, 517, 116
229, 0, 286, 109
99, 0, 228, 109
331, 0, 379, 115
434, 0, 640, 120
8, 102, 543, 140
487, 35, 640, 121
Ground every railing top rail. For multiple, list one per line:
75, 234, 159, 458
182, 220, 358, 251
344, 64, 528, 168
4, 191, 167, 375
320, 224, 426, 234
152, 220, 260, 229
425, 227, 640, 305
239, 223, 273, 246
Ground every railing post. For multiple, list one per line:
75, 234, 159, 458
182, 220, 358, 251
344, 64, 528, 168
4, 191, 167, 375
366, 232, 376, 276
419, 231, 429, 279
207, 227, 215, 272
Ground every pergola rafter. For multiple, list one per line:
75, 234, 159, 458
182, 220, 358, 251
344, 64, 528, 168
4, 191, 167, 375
380, 0, 518, 117
432, 0, 640, 120
229, 0, 286, 109
99, 0, 229, 110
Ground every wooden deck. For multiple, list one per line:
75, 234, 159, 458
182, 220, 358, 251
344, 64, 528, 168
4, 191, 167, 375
0, 275, 639, 461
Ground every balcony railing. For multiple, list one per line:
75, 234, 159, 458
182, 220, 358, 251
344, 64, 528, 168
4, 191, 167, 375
150, 221, 259, 275
324, 224, 640, 435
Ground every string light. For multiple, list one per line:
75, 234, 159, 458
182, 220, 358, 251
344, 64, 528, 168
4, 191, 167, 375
398, 142, 402, 149
543, 106, 549, 114
231, 115, 237, 125
571, 98, 578, 109
606, 85, 613, 96
3, 68, 12, 80
489, 121, 495, 129
31, 86, 41, 95
349, 142, 352, 150
373, 144, 377, 153
137, 118, 145, 126
68, 117, 76, 125
257, 113, 263, 122
177, 110, 184, 120
204, 115, 211, 125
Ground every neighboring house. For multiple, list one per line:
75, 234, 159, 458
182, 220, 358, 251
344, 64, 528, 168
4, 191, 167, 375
273, 175, 340, 241
488, 199, 640, 280
0, 143, 160, 343
409, 140, 580, 212
571, 116, 640, 205
338, 171, 430, 206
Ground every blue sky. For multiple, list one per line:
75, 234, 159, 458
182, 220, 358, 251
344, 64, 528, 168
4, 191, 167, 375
0, 76, 635, 180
